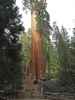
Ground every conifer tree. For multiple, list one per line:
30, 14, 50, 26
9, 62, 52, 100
0, 0, 24, 92
23, 0, 51, 81
70, 28, 75, 86
58, 26, 70, 86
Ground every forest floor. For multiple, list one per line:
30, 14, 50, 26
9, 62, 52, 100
15, 95, 75, 100
16, 98, 74, 100
16, 99, 48, 100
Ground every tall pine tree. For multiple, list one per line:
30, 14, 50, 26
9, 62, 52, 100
0, 0, 24, 93
70, 28, 75, 86
58, 26, 70, 86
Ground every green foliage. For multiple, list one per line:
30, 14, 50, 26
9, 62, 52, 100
43, 37, 60, 79
49, 48, 60, 79
0, 0, 24, 47
0, 0, 24, 93
20, 30, 31, 67
23, 0, 46, 11
52, 21, 60, 47
36, 9, 51, 33
23, 0, 51, 33
42, 22, 60, 80
58, 26, 71, 85
69, 28, 75, 85
0, 45, 22, 91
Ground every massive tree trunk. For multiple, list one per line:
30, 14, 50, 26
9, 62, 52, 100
31, 10, 45, 81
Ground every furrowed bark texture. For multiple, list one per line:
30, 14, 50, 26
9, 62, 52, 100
31, 10, 45, 81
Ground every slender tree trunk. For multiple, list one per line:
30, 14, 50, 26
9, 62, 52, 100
31, 10, 45, 81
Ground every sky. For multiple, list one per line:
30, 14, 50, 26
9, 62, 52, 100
16, 0, 75, 33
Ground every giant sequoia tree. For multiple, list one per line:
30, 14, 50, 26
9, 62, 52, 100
23, 0, 50, 81
0, 0, 24, 91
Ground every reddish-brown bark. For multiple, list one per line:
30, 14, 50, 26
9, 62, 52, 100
31, 11, 45, 81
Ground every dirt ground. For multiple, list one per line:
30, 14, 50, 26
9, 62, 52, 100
17, 99, 48, 100
15, 96, 75, 100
